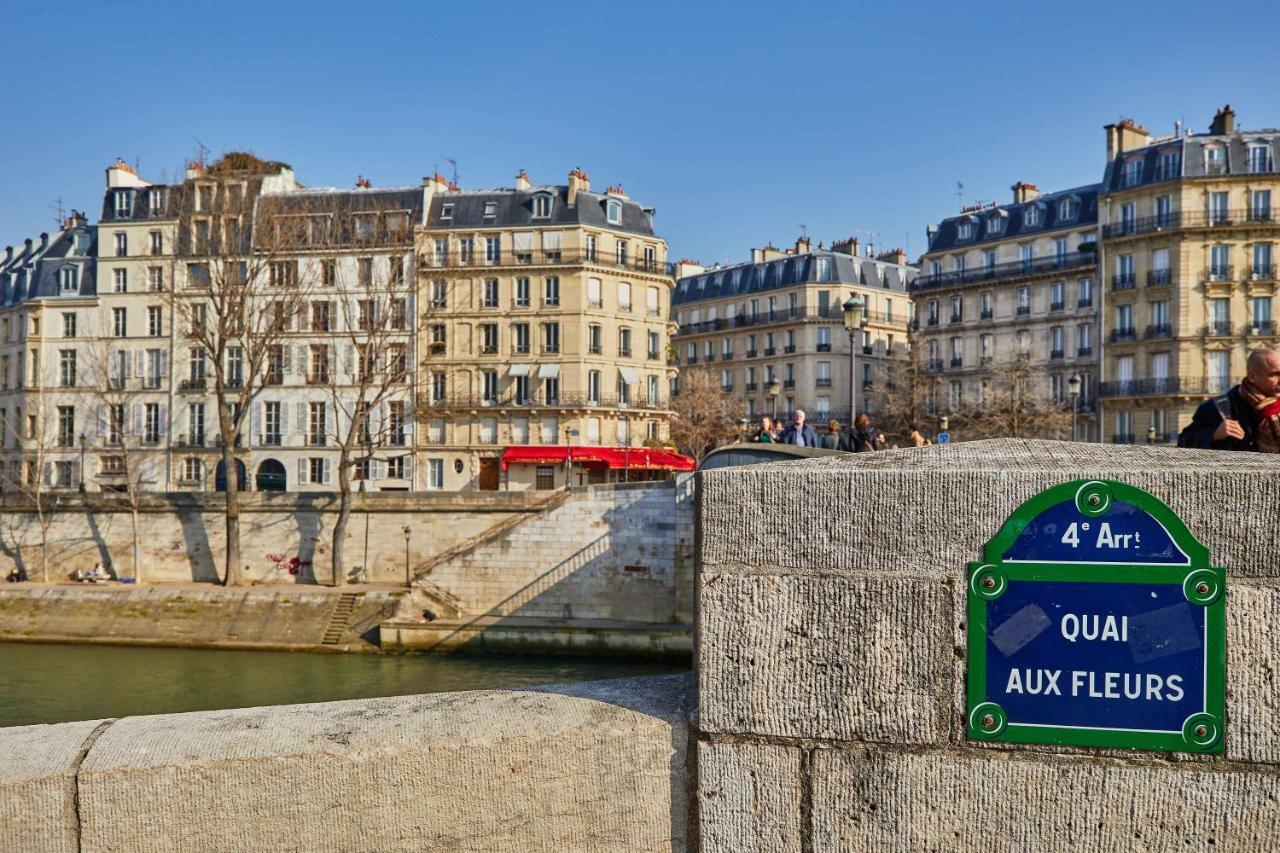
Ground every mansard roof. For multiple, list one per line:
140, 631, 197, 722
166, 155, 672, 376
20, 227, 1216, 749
925, 184, 1100, 254
424, 186, 658, 239
672, 250, 915, 306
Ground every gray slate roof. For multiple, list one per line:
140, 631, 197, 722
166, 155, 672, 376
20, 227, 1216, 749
672, 250, 915, 306
1102, 130, 1280, 193
925, 184, 1100, 254
424, 186, 657, 238
0, 224, 97, 306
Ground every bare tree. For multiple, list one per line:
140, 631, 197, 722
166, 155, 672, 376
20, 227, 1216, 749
956, 354, 1074, 440
867, 333, 938, 444
170, 154, 315, 586
320, 250, 414, 586
82, 341, 162, 582
8, 395, 63, 582
669, 369, 746, 462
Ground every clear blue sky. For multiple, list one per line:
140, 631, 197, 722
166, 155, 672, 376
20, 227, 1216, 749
3, 0, 1278, 264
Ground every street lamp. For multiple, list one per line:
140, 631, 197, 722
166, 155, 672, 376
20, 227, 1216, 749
767, 378, 781, 420
737, 417, 750, 442
843, 295, 866, 423
938, 414, 949, 444
1147, 423, 1158, 444
1067, 373, 1082, 441
78, 432, 87, 493
401, 525, 412, 589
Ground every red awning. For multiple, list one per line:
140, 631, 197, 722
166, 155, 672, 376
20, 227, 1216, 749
501, 446, 695, 472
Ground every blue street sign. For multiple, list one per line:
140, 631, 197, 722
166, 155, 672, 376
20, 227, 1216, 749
938, 432, 951, 444
966, 479, 1225, 753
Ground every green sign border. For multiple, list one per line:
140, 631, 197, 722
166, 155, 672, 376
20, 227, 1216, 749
966, 479, 1226, 754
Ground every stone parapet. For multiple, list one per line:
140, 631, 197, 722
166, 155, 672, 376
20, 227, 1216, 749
0, 675, 693, 853
696, 440, 1280, 851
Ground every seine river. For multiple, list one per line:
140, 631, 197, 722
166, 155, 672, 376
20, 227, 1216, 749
0, 642, 683, 728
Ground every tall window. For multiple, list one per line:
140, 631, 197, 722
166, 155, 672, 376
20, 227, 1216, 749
58, 406, 75, 447
264, 402, 282, 444
542, 322, 560, 353
59, 350, 76, 387
115, 232, 128, 256
587, 370, 601, 405
308, 402, 327, 445
543, 277, 560, 306
189, 403, 206, 444
113, 307, 128, 337
148, 306, 163, 337
114, 269, 128, 293
144, 403, 161, 443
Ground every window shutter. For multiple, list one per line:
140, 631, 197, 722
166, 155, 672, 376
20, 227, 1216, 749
43, 462, 53, 486
374, 458, 386, 480
322, 458, 332, 485
295, 402, 307, 434
282, 346, 292, 374
325, 402, 334, 438
96, 405, 106, 437
298, 458, 309, 485
298, 305, 309, 332
344, 345, 354, 376
71, 461, 81, 489
295, 346, 307, 376
158, 350, 167, 378
279, 403, 288, 436
158, 404, 167, 437
329, 301, 338, 329
252, 403, 261, 442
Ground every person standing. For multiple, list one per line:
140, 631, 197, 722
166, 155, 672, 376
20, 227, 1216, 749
1178, 348, 1280, 451
848, 413, 877, 453
908, 424, 931, 447
820, 419, 848, 451
779, 409, 818, 447
754, 415, 778, 443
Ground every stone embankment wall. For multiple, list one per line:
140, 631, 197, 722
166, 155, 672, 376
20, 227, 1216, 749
695, 440, 1280, 851
0, 674, 693, 853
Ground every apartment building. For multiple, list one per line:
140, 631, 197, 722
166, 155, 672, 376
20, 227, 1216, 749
416, 169, 678, 490
672, 237, 915, 425
1098, 106, 1280, 443
0, 214, 99, 489
915, 183, 1101, 438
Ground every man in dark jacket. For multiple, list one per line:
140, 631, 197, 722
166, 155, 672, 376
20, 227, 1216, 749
1177, 348, 1280, 451
778, 409, 818, 447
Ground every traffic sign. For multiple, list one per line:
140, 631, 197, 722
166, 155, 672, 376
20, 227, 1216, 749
938, 432, 951, 444
966, 479, 1225, 753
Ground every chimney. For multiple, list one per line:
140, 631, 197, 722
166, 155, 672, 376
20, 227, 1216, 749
24, 238, 33, 257
514, 169, 531, 191
4, 247, 12, 264
1210, 104, 1236, 136
39, 233, 49, 251
795, 236, 812, 254
751, 248, 764, 264
1106, 118, 1151, 160
355, 176, 372, 189
107, 158, 148, 189
877, 248, 908, 266
185, 160, 207, 181
1012, 182, 1039, 204
567, 167, 590, 206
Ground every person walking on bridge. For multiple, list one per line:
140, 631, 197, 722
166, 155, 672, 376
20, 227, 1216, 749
1178, 347, 1280, 451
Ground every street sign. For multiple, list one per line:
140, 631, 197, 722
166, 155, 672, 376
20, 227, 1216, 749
938, 432, 951, 444
966, 479, 1225, 753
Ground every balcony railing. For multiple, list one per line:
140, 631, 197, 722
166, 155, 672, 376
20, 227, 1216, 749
949, 357, 963, 368
928, 359, 944, 372
1147, 269, 1172, 286
1049, 302, 1065, 312
911, 252, 1096, 291
763, 347, 776, 356
421, 391, 665, 411
179, 377, 206, 392
1144, 324, 1173, 340
1251, 265, 1277, 281
1103, 209, 1278, 239
1103, 214, 1181, 239
745, 382, 758, 391
1112, 273, 1136, 291
783, 379, 795, 389
1204, 322, 1234, 337
425, 247, 676, 277
1078, 297, 1093, 308
1205, 266, 1235, 283
745, 349, 757, 358
783, 345, 796, 354
1099, 377, 1233, 398
1077, 346, 1093, 357
950, 313, 963, 323
1016, 305, 1030, 316
816, 343, 831, 352
1248, 321, 1277, 336
1049, 350, 1064, 360
816, 378, 832, 388
1109, 328, 1137, 343
980, 309, 994, 320
259, 434, 283, 447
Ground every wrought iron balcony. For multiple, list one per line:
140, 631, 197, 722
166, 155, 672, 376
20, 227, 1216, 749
1204, 266, 1235, 283
1112, 273, 1136, 291
1204, 322, 1234, 337
1099, 377, 1233, 398
425, 247, 676, 277
1109, 328, 1137, 343
1144, 324, 1173, 340
1050, 302, 1065, 312
949, 357, 963, 368
1148, 269, 1172, 286
1248, 321, 1277, 336
1250, 265, 1277, 281
911, 252, 1096, 291
980, 309, 994, 320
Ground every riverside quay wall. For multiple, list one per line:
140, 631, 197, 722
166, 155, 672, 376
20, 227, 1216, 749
695, 439, 1280, 851
0, 480, 694, 651
0, 674, 694, 853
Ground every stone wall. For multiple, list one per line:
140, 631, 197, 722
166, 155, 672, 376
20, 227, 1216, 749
0, 675, 693, 853
695, 440, 1280, 851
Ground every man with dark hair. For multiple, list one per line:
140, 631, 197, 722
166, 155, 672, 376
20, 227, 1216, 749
1178, 348, 1280, 451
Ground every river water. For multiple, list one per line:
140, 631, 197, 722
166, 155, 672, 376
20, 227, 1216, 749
0, 642, 684, 728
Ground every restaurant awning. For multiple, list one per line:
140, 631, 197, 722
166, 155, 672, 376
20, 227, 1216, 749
537, 364, 560, 379
508, 364, 531, 377
618, 366, 639, 385
501, 445, 695, 472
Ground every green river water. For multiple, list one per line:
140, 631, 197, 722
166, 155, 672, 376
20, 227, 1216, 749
0, 642, 683, 728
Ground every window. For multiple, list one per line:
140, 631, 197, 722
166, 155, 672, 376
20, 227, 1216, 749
1019, 244, 1034, 269
1058, 198, 1076, 220
980, 334, 993, 361
587, 324, 602, 355
1252, 190, 1273, 223
647, 375, 660, 406
114, 232, 127, 257
426, 458, 444, 489
188, 403, 206, 445
227, 346, 243, 387
148, 306, 163, 337
1209, 191, 1230, 224
429, 324, 446, 355
1210, 244, 1231, 279
389, 298, 407, 331
353, 300, 369, 331
1023, 206, 1040, 227
587, 370, 601, 405
386, 456, 406, 480
1050, 281, 1065, 310
1253, 296, 1273, 330
433, 238, 448, 266
542, 322, 560, 353
263, 402, 282, 445
150, 230, 163, 255
980, 292, 992, 318
1124, 158, 1143, 187
482, 370, 499, 404
308, 402, 327, 446
987, 214, 1004, 235
60, 266, 79, 292
606, 199, 622, 224
1050, 326, 1064, 358
1254, 243, 1274, 279
430, 279, 448, 308
430, 372, 446, 403
533, 195, 551, 218
514, 278, 530, 307
615, 240, 629, 266
1150, 300, 1169, 329
1157, 150, 1181, 181
113, 307, 128, 337
57, 406, 76, 446
618, 327, 633, 357
440, 204, 454, 221
543, 276, 560, 306
62, 313, 76, 338
144, 404, 161, 443
957, 221, 973, 240
1016, 286, 1030, 313
458, 238, 474, 265
1115, 304, 1134, 334
114, 191, 132, 218
485, 236, 500, 265
309, 345, 330, 383
483, 279, 499, 308
480, 323, 499, 354
1078, 278, 1093, 307
59, 350, 76, 387
617, 281, 632, 312
513, 323, 530, 354
1077, 323, 1092, 354
113, 268, 128, 293
1249, 145, 1273, 175
950, 295, 963, 323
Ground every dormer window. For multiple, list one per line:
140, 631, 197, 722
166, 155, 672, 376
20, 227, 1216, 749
60, 267, 79, 293
1123, 158, 1143, 187
1249, 144, 1274, 175
440, 204, 454, 221
1058, 198, 1077, 221
606, 199, 622, 225
957, 220, 974, 240
483, 201, 497, 219
1205, 146, 1226, 173
532, 195, 552, 218
114, 191, 133, 218
148, 188, 165, 214
1023, 206, 1040, 227
987, 215, 1004, 235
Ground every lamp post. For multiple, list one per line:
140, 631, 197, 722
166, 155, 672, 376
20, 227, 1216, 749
1147, 423, 1158, 444
1067, 373, 1082, 441
78, 432, 87, 493
737, 417, 750, 442
938, 414, 949, 444
842, 295, 866, 424
767, 378, 781, 421
401, 525, 412, 589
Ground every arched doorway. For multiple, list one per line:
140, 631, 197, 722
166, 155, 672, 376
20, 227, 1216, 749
255, 459, 287, 492
215, 459, 248, 492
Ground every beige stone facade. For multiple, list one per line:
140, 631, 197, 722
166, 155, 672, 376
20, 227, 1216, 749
1098, 107, 1280, 443
916, 182, 1101, 439
415, 170, 676, 490
673, 238, 915, 426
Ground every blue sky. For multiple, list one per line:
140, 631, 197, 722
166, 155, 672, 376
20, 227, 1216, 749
3, 0, 1278, 264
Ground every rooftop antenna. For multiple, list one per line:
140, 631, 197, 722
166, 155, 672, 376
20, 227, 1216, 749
799, 224, 808, 239
442, 156, 459, 186
956, 181, 965, 211
849, 227, 880, 256
193, 137, 210, 167
49, 197, 66, 227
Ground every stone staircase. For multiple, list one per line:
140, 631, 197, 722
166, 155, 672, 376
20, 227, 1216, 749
413, 490, 569, 582
321, 592, 361, 644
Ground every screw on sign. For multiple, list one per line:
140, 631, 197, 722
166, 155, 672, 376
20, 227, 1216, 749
965, 479, 1226, 753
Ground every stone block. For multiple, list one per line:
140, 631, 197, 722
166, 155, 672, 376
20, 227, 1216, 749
0, 719, 106, 853
78, 675, 692, 853
811, 746, 1280, 851
700, 573, 950, 742
697, 742, 802, 853
698, 440, 1280, 579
